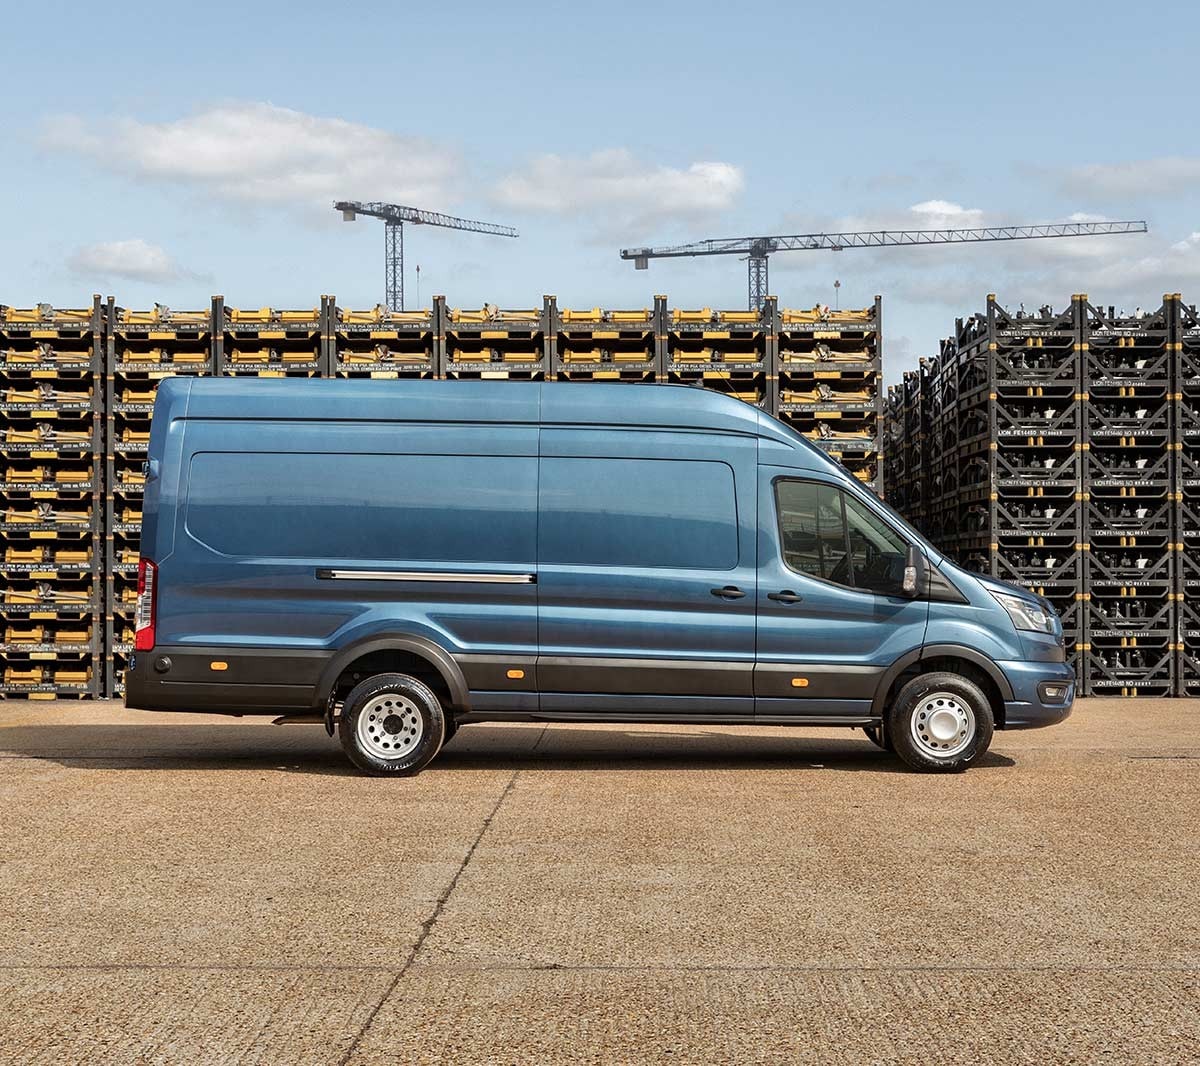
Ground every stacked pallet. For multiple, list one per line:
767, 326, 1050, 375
665, 301, 772, 411
331, 301, 434, 379
217, 298, 326, 378
777, 297, 882, 491
443, 300, 551, 380
1, 299, 103, 698
104, 300, 216, 696
553, 297, 663, 383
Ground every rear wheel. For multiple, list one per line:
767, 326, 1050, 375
886, 671, 994, 773
338, 672, 445, 776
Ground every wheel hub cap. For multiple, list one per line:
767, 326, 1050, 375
911, 692, 975, 759
357, 694, 424, 760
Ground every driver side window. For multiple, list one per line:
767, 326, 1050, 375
775, 479, 909, 597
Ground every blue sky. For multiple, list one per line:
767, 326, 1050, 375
6, 0, 1199, 380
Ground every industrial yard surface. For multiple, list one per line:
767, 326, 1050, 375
1, 700, 1197, 1064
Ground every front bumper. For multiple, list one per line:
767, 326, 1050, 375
996, 658, 1075, 729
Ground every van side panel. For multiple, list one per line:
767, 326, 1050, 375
536, 427, 758, 713
133, 418, 538, 712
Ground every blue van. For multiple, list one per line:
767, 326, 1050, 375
124, 378, 1073, 774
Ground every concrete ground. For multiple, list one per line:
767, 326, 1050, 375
0, 699, 1197, 1065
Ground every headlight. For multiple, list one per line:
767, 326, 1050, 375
991, 591, 1055, 633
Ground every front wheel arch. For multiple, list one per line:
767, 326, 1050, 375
873, 645, 1009, 729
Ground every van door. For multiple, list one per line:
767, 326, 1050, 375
536, 427, 758, 715
755, 467, 929, 719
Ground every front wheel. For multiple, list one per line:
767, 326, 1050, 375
338, 672, 446, 776
886, 671, 994, 773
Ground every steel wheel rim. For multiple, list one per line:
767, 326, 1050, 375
356, 693, 424, 760
910, 692, 975, 759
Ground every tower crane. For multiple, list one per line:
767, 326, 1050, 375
335, 201, 518, 312
621, 220, 1149, 311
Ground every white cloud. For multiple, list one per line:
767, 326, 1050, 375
1063, 156, 1200, 198
66, 239, 193, 283
41, 102, 461, 209
906, 199, 986, 228
494, 149, 743, 234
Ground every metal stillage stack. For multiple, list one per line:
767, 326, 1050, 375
776, 297, 882, 492
1080, 299, 1175, 696
103, 299, 217, 696
1, 298, 104, 699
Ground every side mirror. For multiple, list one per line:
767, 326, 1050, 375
902, 543, 926, 598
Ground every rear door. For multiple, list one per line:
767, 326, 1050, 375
536, 426, 758, 715
755, 468, 929, 718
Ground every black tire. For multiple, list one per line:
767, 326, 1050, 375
886, 671, 994, 773
862, 724, 893, 752
338, 672, 446, 776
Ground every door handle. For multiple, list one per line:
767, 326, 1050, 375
710, 585, 746, 600
767, 590, 803, 604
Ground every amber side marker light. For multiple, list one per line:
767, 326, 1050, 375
506, 669, 525, 680
210, 661, 228, 672
791, 677, 809, 688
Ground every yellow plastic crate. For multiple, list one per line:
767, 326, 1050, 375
54, 550, 89, 564
122, 428, 151, 443
340, 306, 431, 324
227, 308, 317, 323
5, 467, 45, 482
55, 628, 90, 644
54, 668, 91, 685
672, 309, 713, 323
5, 666, 44, 684
3, 306, 92, 325
119, 306, 208, 326
5, 547, 46, 563
5, 626, 43, 643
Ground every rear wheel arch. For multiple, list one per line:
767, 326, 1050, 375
315, 634, 470, 716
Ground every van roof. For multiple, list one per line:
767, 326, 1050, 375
159, 376, 823, 453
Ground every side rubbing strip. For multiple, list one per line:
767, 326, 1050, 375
315, 569, 536, 584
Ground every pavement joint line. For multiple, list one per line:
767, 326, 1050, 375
405, 961, 1200, 974
0, 962, 1195, 975
335, 767, 520, 1066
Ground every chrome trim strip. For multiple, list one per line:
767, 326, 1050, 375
316, 568, 535, 584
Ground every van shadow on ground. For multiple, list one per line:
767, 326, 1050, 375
0, 722, 1016, 777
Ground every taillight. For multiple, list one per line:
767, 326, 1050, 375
134, 558, 158, 651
